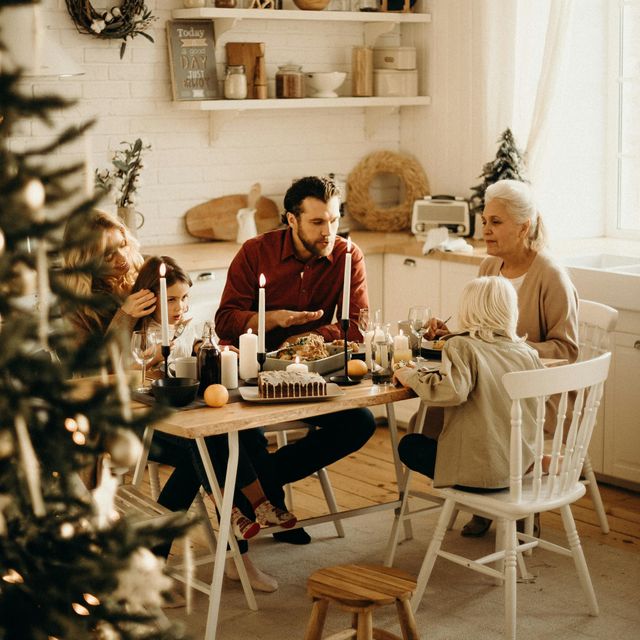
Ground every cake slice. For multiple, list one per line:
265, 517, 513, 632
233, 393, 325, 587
258, 370, 327, 399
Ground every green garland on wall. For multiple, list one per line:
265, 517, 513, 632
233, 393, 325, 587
65, 0, 157, 58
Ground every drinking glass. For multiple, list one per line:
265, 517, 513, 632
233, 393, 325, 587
130, 330, 158, 392
408, 305, 431, 359
357, 308, 370, 340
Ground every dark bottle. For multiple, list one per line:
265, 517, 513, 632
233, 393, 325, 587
198, 322, 221, 394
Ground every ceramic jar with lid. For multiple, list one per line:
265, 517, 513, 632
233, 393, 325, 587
275, 64, 305, 99
224, 64, 248, 100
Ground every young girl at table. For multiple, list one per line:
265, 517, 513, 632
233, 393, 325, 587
63, 212, 292, 592
131, 257, 297, 582
393, 276, 545, 490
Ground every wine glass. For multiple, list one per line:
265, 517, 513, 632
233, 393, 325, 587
131, 330, 158, 393
357, 308, 370, 341
408, 306, 431, 360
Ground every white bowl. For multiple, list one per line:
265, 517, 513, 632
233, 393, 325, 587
306, 72, 347, 98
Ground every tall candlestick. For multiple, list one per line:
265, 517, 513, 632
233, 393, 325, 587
341, 238, 352, 320
159, 262, 169, 347
220, 346, 238, 389
239, 329, 259, 380
258, 273, 266, 353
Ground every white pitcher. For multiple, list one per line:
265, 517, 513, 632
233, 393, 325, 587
236, 207, 258, 245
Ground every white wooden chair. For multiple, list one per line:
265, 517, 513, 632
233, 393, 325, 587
577, 299, 618, 534
408, 353, 611, 640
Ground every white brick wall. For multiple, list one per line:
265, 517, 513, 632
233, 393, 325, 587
20, 0, 407, 247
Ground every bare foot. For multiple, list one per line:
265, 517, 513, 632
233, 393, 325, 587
225, 555, 278, 593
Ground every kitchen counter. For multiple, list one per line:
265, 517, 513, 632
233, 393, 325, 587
143, 231, 487, 271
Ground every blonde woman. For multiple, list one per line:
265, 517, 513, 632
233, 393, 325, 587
394, 276, 543, 490
62, 209, 155, 342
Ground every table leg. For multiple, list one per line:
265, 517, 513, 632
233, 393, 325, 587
132, 425, 154, 488
196, 432, 245, 640
386, 403, 413, 542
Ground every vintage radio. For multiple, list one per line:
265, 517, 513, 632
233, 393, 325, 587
411, 195, 472, 238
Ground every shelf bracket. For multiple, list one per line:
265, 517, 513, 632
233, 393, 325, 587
365, 106, 399, 139
364, 21, 398, 47
208, 110, 240, 144
213, 18, 240, 39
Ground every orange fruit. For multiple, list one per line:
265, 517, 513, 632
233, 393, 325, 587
203, 384, 229, 408
347, 359, 368, 379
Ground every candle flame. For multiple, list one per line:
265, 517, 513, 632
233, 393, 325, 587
399, 329, 404, 337
159, 262, 166, 277
347, 237, 352, 252
295, 356, 300, 364
259, 273, 266, 287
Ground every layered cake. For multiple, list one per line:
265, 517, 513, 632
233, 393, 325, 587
258, 370, 327, 399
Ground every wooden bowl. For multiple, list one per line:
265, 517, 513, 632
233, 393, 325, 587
293, 0, 331, 10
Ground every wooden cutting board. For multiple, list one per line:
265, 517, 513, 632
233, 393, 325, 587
225, 42, 267, 99
184, 195, 280, 241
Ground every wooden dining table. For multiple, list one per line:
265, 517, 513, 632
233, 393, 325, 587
129, 379, 416, 640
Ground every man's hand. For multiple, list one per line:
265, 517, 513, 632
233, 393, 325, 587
269, 309, 324, 329
122, 289, 156, 318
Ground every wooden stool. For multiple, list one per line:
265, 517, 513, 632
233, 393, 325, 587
304, 564, 421, 640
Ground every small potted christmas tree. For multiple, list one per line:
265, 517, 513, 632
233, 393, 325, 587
469, 128, 528, 219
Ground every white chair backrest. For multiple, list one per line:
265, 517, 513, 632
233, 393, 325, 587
501, 352, 611, 503
578, 299, 618, 360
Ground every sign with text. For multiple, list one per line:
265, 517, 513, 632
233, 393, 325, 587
167, 20, 218, 101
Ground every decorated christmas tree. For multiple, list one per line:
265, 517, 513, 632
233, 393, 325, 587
469, 128, 528, 216
0, 11, 189, 640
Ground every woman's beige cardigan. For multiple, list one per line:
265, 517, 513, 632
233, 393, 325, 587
403, 335, 544, 488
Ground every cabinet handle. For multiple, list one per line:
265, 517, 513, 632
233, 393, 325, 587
197, 272, 214, 281
403, 258, 416, 267
634, 341, 640, 350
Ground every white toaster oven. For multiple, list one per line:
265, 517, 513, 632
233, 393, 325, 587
411, 196, 472, 238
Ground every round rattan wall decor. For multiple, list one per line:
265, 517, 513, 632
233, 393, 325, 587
346, 150, 430, 232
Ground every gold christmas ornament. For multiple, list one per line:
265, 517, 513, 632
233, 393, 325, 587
105, 429, 143, 469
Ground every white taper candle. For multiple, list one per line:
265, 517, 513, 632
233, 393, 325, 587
258, 273, 266, 353
341, 238, 352, 321
159, 262, 169, 347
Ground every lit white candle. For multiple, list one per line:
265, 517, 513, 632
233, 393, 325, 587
239, 328, 259, 380
393, 329, 409, 351
258, 273, 266, 353
220, 346, 238, 389
159, 262, 169, 347
286, 355, 309, 374
341, 238, 352, 321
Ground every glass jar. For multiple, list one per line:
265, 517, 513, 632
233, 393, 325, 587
224, 64, 248, 100
215, 0, 237, 7
183, 0, 206, 7
371, 323, 394, 385
275, 64, 304, 99
197, 322, 221, 394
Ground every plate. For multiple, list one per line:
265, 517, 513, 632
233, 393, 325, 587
239, 383, 344, 404
420, 347, 443, 361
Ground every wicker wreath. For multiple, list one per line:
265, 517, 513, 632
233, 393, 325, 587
65, 1, 157, 58
346, 150, 430, 232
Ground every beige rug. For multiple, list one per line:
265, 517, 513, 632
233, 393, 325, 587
167, 507, 640, 640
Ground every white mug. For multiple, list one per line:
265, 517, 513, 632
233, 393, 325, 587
171, 356, 198, 380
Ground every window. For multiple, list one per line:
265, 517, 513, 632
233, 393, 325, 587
611, 1, 640, 234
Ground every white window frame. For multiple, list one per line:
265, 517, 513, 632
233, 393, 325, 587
606, 0, 640, 239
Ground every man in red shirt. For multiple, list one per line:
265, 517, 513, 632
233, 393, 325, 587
215, 176, 376, 546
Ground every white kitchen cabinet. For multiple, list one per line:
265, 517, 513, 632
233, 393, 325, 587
603, 329, 640, 484
439, 260, 477, 330
364, 253, 383, 319
170, 7, 431, 118
383, 254, 440, 329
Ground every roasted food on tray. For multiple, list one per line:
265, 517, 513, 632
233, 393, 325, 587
274, 334, 330, 361
329, 338, 360, 353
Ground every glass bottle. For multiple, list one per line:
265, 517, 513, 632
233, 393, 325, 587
371, 323, 394, 384
224, 64, 248, 100
198, 322, 221, 394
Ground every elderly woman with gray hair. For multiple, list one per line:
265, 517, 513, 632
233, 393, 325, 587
421, 179, 579, 536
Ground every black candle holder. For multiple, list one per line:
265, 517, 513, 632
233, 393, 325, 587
257, 351, 266, 372
161, 345, 170, 378
330, 318, 360, 386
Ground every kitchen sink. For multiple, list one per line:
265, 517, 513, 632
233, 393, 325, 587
562, 254, 640, 269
